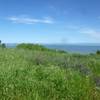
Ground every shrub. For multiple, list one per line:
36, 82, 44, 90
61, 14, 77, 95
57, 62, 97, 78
16, 43, 49, 51
96, 50, 100, 55
56, 49, 67, 53
1, 43, 6, 48
0, 40, 6, 48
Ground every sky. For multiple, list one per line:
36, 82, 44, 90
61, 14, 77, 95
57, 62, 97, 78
0, 0, 100, 44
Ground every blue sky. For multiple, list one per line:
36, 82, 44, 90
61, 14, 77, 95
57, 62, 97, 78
0, 0, 100, 44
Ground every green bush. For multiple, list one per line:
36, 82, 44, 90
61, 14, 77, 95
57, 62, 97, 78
16, 43, 49, 51
0, 40, 6, 48
96, 50, 100, 55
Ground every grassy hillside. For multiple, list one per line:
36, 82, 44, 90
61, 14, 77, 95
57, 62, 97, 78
0, 44, 100, 100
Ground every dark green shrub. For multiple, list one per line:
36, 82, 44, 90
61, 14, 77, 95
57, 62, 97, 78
0, 40, 6, 48
0, 40, 1, 44
96, 50, 100, 55
1, 43, 6, 48
56, 49, 67, 53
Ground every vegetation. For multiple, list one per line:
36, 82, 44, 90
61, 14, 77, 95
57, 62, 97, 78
0, 43, 100, 100
16, 43, 49, 51
16, 43, 67, 54
0, 40, 6, 48
96, 50, 100, 55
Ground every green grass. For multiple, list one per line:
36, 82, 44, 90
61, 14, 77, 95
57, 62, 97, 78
0, 47, 100, 100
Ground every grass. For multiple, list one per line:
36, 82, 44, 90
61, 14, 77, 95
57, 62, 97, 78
0, 46, 100, 100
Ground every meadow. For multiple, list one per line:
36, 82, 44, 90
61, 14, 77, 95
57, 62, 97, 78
0, 43, 100, 100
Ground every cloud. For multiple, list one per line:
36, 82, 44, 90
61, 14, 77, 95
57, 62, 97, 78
80, 28, 100, 39
7, 16, 54, 24
66, 24, 100, 39
66, 25, 80, 30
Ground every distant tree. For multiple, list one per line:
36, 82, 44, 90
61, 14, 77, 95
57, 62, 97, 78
0, 40, 1, 44
2, 43, 6, 48
0, 40, 1, 47
0, 40, 6, 48
96, 50, 100, 55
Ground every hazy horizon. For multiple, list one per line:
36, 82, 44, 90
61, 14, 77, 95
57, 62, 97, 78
3, 42, 100, 45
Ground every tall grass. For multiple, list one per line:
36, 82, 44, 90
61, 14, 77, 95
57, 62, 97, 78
0, 48, 100, 100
